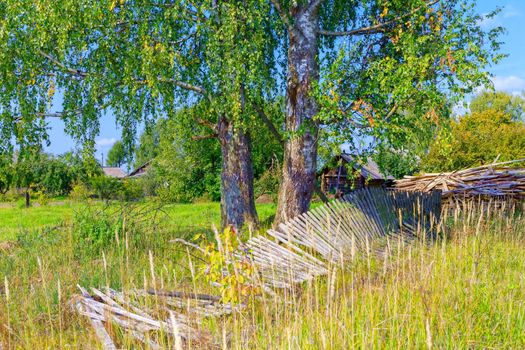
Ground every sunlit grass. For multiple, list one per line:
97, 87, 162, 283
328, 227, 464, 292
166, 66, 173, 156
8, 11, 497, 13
0, 199, 523, 348
0, 200, 277, 240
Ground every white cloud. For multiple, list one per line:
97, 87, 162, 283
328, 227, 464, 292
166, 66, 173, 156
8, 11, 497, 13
502, 5, 521, 18
95, 137, 117, 147
479, 5, 521, 28
492, 75, 525, 94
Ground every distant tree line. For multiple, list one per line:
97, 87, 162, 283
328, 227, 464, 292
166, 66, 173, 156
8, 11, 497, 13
0, 150, 100, 205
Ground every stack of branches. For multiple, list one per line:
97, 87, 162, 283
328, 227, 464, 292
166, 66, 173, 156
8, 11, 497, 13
74, 188, 441, 348
395, 159, 525, 205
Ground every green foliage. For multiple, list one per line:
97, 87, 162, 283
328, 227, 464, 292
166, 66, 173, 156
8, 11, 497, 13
314, 0, 504, 165
155, 113, 222, 202
34, 189, 50, 207
0, 155, 13, 194
0, 149, 100, 197
254, 158, 281, 201
131, 169, 161, 197
373, 146, 420, 179
198, 227, 260, 303
470, 90, 525, 121
0, 0, 277, 159
121, 180, 145, 202
88, 175, 146, 202
69, 181, 90, 202
89, 175, 124, 201
151, 103, 282, 203
72, 206, 119, 256
133, 126, 161, 170
106, 141, 128, 168
371, 108, 448, 178
0, 0, 505, 223
422, 108, 525, 171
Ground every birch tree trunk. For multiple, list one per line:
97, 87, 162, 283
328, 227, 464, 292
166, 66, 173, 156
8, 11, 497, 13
274, 6, 320, 226
218, 115, 258, 229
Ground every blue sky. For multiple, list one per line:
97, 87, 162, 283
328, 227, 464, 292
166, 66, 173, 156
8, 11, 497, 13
44, 0, 525, 163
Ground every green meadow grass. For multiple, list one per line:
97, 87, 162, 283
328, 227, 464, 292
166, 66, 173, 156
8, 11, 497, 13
0, 199, 523, 349
0, 203, 77, 240
0, 201, 277, 240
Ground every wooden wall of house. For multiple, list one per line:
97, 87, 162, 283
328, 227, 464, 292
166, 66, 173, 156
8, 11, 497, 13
320, 165, 385, 195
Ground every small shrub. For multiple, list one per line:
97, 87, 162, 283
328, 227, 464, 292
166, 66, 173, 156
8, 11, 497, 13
121, 179, 144, 202
73, 207, 119, 256
136, 171, 160, 197
198, 226, 260, 303
69, 181, 91, 202
34, 189, 49, 207
254, 162, 280, 203
89, 175, 123, 200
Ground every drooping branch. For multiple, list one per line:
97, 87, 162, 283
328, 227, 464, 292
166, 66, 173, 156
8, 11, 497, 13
192, 133, 218, 141
38, 51, 88, 78
13, 98, 109, 123
40, 51, 207, 96
253, 103, 283, 146
269, 0, 292, 30
318, 0, 440, 37
135, 78, 207, 95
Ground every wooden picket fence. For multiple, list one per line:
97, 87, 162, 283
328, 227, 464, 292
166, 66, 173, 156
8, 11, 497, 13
74, 188, 441, 348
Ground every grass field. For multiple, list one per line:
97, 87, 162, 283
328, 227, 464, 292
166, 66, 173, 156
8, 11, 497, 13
0, 201, 277, 240
0, 199, 524, 348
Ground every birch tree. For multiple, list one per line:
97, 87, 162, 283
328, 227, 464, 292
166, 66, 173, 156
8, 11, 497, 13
268, 0, 503, 224
0, 0, 277, 228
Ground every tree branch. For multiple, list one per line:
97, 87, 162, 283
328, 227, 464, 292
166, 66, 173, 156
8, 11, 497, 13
318, 0, 440, 37
40, 50, 207, 96
134, 78, 207, 95
308, 0, 325, 12
270, 0, 292, 30
196, 117, 217, 132
253, 103, 284, 146
384, 103, 398, 120
38, 51, 89, 78
192, 133, 218, 141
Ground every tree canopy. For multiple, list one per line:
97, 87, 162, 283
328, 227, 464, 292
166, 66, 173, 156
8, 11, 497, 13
0, 0, 505, 226
470, 90, 525, 121
422, 92, 525, 171
106, 141, 127, 168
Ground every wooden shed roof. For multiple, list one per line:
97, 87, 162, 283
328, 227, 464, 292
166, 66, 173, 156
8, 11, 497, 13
102, 167, 127, 178
324, 153, 394, 180
127, 160, 152, 178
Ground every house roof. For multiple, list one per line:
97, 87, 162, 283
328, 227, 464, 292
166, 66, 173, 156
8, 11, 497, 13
127, 160, 152, 178
338, 153, 394, 180
102, 167, 127, 178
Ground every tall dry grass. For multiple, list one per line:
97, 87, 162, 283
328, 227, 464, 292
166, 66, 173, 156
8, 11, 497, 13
0, 200, 523, 348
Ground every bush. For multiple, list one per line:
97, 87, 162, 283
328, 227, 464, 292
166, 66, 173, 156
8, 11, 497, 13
73, 207, 119, 256
35, 189, 49, 207
89, 175, 123, 200
121, 179, 145, 202
136, 171, 161, 197
69, 181, 91, 202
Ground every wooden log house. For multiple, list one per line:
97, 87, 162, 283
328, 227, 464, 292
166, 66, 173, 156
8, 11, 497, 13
319, 153, 393, 196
